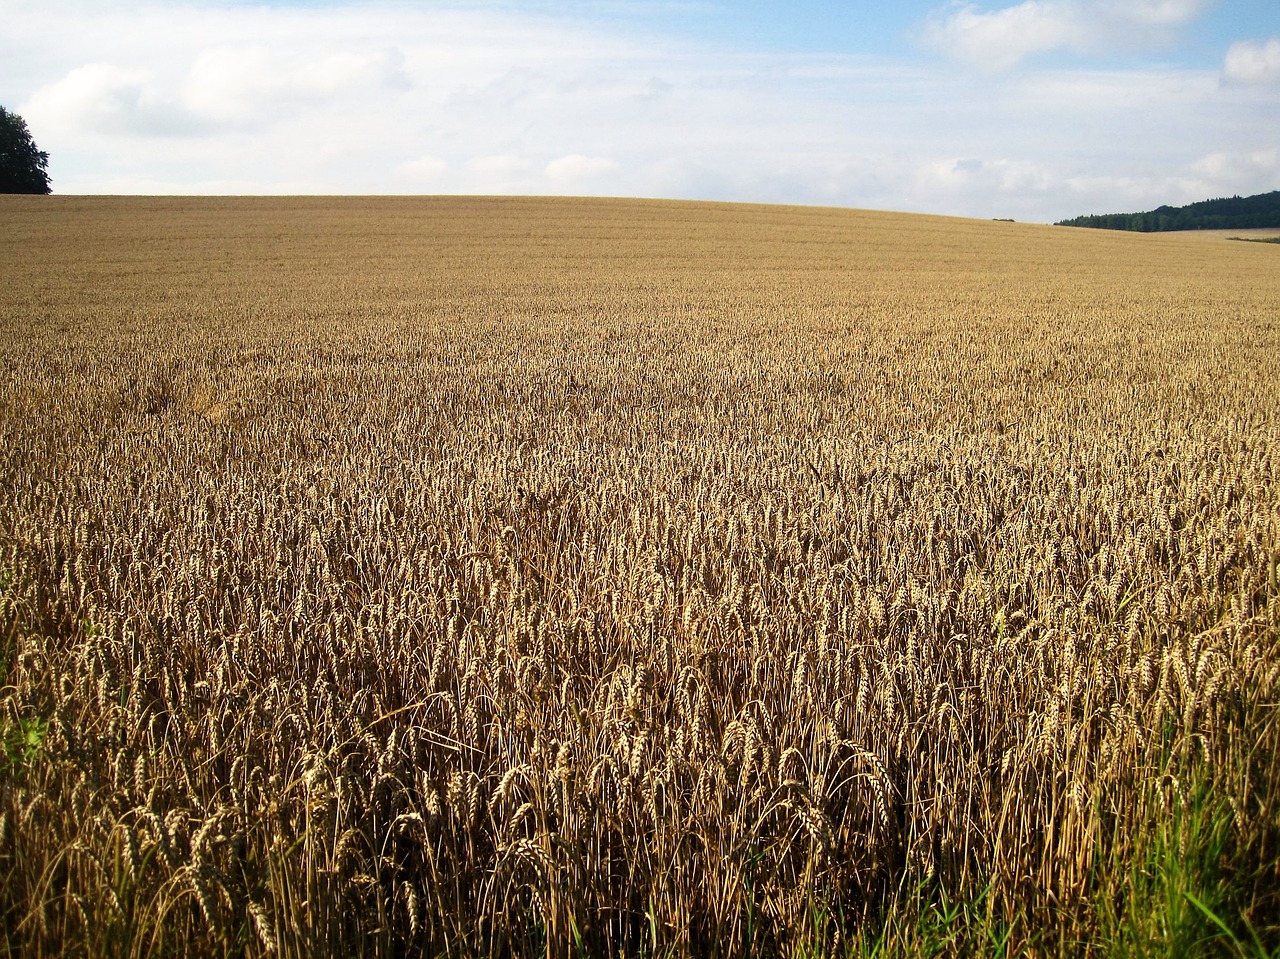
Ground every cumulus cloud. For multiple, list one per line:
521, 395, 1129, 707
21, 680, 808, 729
25, 63, 199, 136
183, 46, 410, 124
26, 44, 412, 138
918, 0, 1211, 69
1062, 150, 1280, 216
545, 154, 618, 181
1190, 149, 1280, 189
1223, 38, 1280, 85
918, 2, 1084, 71
913, 157, 1055, 212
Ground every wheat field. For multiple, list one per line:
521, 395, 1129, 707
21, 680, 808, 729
1, 196, 1278, 957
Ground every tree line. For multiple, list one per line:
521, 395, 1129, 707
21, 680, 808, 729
1056, 190, 1280, 232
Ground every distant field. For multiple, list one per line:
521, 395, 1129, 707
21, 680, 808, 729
1159, 227, 1280, 241
1, 196, 1278, 958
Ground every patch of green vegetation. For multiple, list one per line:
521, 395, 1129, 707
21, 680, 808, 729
1, 567, 47, 781
847, 883, 1027, 959
1090, 783, 1269, 958
1228, 236, 1280, 245
789, 769, 1277, 959
2, 715, 46, 777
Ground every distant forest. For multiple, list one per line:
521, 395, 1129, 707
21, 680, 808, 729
1056, 190, 1280, 232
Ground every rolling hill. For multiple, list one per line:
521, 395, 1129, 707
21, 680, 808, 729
1056, 189, 1280, 232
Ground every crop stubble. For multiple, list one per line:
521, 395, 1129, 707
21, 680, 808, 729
0, 196, 1278, 956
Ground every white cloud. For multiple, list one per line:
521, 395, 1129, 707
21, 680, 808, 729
25, 63, 196, 136
1224, 38, 1280, 85
1016, 66, 1219, 112
1190, 149, 1280, 188
397, 154, 448, 182
61, 173, 337, 195
183, 46, 410, 124
918, 0, 1211, 69
913, 157, 1055, 212
919, 2, 1084, 71
26, 42, 412, 138
1062, 149, 1280, 215
1111, 0, 1208, 25
545, 154, 618, 181
2, 0, 1274, 221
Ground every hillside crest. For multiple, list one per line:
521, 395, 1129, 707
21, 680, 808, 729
1056, 189, 1280, 232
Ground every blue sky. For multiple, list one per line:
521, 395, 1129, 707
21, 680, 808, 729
584, 0, 1269, 65
2, 0, 1278, 220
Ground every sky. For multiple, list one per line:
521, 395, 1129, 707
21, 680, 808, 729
3, 0, 1278, 221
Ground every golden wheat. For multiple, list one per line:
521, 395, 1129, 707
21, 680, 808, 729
0, 195, 1277, 957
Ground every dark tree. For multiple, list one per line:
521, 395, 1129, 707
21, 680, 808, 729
0, 107, 51, 195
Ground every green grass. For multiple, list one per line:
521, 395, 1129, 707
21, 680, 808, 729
1092, 785, 1255, 958
844, 884, 1024, 959
820, 768, 1278, 959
